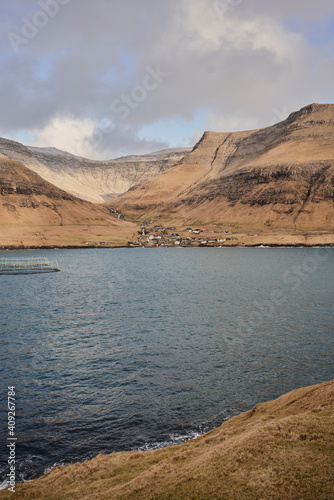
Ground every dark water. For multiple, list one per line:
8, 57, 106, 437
0, 247, 333, 486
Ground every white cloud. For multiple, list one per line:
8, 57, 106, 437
31, 115, 99, 159
179, 0, 303, 61
31, 113, 170, 160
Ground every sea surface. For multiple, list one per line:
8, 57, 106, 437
0, 247, 333, 486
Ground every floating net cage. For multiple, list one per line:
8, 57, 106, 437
0, 257, 60, 275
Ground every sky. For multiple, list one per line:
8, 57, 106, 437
0, 0, 333, 160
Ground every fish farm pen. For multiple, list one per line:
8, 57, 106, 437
0, 257, 60, 275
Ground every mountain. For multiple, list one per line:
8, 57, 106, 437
1, 103, 333, 247
112, 104, 334, 231
0, 157, 137, 247
0, 137, 191, 203
1, 379, 332, 499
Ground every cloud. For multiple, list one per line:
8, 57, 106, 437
0, 0, 333, 159
31, 114, 97, 158
179, 0, 302, 60
31, 114, 169, 160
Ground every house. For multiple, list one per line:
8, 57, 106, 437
147, 235, 158, 245
181, 238, 191, 246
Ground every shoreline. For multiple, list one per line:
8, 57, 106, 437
0, 243, 333, 251
0, 425, 210, 490
1, 380, 332, 499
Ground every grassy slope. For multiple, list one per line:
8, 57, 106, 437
2, 380, 333, 500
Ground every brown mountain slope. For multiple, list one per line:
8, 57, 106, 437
1, 379, 333, 499
0, 158, 137, 247
113, 104, 334, 231
0, 137, 191, 203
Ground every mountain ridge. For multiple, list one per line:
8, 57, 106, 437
112, 103, 334, 231
0, 137, 191, 203
1, 103, 333, 247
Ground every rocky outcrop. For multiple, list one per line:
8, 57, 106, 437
184, 163, 334, 206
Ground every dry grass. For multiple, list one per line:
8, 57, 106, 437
0, 224, 138, 248
1, 380, 333, 499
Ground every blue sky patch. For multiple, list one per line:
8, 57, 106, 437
285, 13, 334, 47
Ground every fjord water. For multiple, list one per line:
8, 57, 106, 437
0, 247, 333, 485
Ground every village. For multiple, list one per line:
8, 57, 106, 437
127, 222, 241, 248
81, 211, 248, 248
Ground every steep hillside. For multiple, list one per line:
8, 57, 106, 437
113, 104, 334, 231
1, 380, 333, 499
0, 157, 137, 247
0, 138, 191, 203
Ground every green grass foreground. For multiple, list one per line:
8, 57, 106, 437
1, 380, 333, 499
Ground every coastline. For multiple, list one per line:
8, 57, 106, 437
1, 243, 333, 250
1, 223, 333, 250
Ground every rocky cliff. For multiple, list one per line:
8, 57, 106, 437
0, 138, 191, 203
